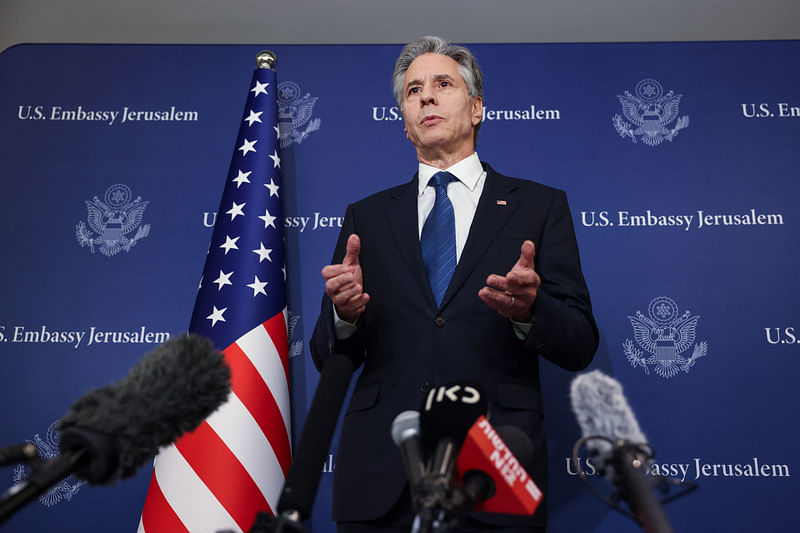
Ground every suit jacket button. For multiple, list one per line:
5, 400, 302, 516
434, 316, 445, 327
421, 381, 432, 393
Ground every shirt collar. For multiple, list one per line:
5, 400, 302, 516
417, 152, 483, 196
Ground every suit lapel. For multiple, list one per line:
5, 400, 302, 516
440, 166, 519, 308
388, 166, 520, 311
388, 175, 436, 305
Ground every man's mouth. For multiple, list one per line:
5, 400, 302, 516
421, 115, 443, 126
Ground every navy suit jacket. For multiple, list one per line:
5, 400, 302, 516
310, 162, 598, 527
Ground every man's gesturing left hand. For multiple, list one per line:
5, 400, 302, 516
478, 240, 540, 322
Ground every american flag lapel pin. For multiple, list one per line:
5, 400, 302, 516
496, 200, 507, 206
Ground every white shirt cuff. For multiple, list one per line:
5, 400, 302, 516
333, 303, 359, 339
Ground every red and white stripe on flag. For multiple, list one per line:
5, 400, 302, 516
139, 316, 291, 533
139, 57, 292, 533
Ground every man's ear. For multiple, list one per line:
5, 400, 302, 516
471, 97, 483, 126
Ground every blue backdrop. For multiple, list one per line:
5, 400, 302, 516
0, 41, 798, 532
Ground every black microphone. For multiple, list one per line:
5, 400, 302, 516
391, 410, 427, 509
274, 353, 354, 524
0, 333, 231, 525
414, 382, 487, 532
570, 370, 675, 533
0, 444, 40, 468
420, 382, 488, 477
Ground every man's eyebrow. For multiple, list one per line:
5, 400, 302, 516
432, 73, 456, 83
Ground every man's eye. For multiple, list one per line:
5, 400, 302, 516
408, 87, 420, 94
440, 81, 450, 87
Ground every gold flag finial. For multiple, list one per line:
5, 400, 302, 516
256, 50, 277, 70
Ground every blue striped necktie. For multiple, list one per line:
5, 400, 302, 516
421, 171, 457, 307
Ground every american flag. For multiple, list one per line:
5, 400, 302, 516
139, 55, 291, 533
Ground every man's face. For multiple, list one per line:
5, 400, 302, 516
401, 53, 482, 161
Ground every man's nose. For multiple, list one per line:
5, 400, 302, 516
419, 86, 435, 106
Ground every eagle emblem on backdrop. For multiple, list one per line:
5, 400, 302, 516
12, 422, 85, 507
613, 78, 690, 146
623, 296, 708, 378
277, 81, 321, 148
75, 183, 150, 256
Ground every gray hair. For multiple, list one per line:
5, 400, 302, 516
392, 36, 484, 146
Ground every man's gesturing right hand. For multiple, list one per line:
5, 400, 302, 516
321, 233, 369, 323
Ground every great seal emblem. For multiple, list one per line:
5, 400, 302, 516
613, 78, 690, 146
624, 296, 708, 378
277, 81, 321, 148
76, 183, 150, 256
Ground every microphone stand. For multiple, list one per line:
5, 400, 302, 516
610, 443, 675, 533
0, 450, 87, 525
413, 474, 447, 533
0, 443, 41, 468
412, 473, 469, 533
572, 435, 696, 533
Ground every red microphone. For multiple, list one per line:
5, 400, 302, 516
454, 416, 543, 516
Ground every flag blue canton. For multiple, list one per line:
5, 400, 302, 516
189, 68, 286, 349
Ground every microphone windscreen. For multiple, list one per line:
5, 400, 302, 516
570, 370, 647, 455
391, 410, 420, 446
57, 333, 231, 483
419, 381, 487, 452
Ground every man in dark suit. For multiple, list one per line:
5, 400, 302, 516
310, 36, 598, 532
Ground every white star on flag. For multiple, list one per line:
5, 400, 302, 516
269, 150, 281, 168
220, 235, 240, 254
253, 242, 273, 263
246, 276, 269, 297
232, 170, 252, 188
250, 80, 269, 96
213, 270, 234, 291
206, 305, 227, 326
259, 209, 277, 229
244, 109, 263, 126
227, 201, 246, 220
238, 138, 257, 156
264, 178, 280, 197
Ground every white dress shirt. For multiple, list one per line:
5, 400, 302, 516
416, 152, 486, 263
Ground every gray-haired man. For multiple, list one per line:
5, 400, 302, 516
311, 36, 598, 532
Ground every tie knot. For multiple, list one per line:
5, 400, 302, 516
429, 171, 456, 189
